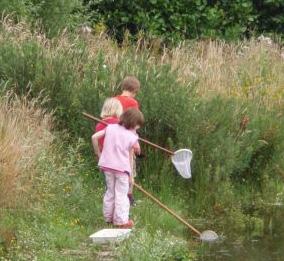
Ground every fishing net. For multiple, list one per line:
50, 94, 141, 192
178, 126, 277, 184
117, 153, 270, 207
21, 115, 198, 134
171, 149, 192, 179
200, 230, 219, 242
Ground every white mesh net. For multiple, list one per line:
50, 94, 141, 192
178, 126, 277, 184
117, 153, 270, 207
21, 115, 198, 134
171, 149, 192, 179
200, 230, 219, 242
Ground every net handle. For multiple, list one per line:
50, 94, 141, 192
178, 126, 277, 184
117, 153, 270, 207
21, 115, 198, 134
83, 112, 174, 155
134, 182, 201, 236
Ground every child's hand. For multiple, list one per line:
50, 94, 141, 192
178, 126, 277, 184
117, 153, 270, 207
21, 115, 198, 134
133, 146, 141, 155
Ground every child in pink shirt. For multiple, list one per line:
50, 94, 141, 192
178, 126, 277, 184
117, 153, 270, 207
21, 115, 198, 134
92, 109, 144, 228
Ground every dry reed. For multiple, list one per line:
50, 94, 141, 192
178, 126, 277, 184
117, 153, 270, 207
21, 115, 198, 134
161, 39, 284, 108
1, 16, 283, 110
0, 92, 53, 208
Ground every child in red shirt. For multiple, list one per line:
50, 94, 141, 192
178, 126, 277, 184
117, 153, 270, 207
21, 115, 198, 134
95, 98, 123, 152
115, 76, 142, 205
115, 76, 140, 111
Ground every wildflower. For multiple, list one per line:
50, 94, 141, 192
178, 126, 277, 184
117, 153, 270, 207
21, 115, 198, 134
257, 35, 273, 45
77, 25, 92, 35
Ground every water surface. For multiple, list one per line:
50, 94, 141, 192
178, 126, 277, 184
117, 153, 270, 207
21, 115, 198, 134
197, 206, 284, 261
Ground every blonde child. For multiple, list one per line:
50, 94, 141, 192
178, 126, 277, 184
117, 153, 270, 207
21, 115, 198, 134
95, 98, 123, 153
92, 109, 144, 228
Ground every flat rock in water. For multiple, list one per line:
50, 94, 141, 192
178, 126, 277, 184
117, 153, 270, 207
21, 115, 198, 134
89, 229, 131, 244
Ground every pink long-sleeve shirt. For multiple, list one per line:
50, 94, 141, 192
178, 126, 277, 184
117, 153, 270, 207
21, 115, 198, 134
98, 124, 139, 174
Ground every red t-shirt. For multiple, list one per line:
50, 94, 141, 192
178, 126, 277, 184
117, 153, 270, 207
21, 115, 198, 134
95, 117, 119, 152
115, 95, 139, 111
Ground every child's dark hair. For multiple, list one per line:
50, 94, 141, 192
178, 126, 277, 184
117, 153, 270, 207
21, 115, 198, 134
121, 76, 140, 93
119, 109, 144, 129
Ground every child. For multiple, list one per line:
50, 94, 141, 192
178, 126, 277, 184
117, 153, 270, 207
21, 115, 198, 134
115, 76, 141, 204
95, 98, 123, 153
115, 76, 140, 111
92, 109, 144, 228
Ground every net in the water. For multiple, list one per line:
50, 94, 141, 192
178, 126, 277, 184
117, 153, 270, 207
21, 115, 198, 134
200, 230, 219, 242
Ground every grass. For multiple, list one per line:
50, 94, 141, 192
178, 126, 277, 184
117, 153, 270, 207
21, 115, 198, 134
115, 230, 193, 261
0, 93, 52, 209
0, 135, 196, 260
0, 139, 104, 260
0, 17, 284, 260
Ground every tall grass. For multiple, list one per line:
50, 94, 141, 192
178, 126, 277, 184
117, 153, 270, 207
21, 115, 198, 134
0, 16, 284, 239
162, 40, 284, 108
0, 92, 52, 208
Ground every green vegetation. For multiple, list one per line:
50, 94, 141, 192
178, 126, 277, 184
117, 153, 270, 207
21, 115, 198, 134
0, 0, 85, 37
1, 1, 283, 42
85, 0, 258, 42
0, 1, 284, 260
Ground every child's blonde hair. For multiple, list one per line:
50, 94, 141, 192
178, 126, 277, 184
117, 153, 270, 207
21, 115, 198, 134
100, 98, 123, 118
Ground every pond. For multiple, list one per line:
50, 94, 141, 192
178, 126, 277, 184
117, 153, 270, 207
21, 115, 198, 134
197, 206, 284, 261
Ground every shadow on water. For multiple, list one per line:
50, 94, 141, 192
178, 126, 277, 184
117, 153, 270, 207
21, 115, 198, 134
196, 206, 284, 261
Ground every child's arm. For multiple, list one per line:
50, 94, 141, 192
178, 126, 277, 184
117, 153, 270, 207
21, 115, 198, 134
133, 141, 141, 155
91, 130, 105, 158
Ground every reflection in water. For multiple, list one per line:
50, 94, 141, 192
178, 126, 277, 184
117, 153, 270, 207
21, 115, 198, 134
197, 207, 284, 261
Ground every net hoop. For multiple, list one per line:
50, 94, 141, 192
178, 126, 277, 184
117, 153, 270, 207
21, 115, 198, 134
171, 149, 192, 179
200, 230, 219, 242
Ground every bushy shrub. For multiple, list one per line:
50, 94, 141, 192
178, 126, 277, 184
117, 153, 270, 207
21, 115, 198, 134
30, 0, 86, 37
2, 0, 283, 42
83, 0, 284, 42
0, 0, 30, 21
254, 0, 284, 35
0, 0, 86, 37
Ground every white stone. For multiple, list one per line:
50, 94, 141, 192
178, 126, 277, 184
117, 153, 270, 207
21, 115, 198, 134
89, 229, 132, 244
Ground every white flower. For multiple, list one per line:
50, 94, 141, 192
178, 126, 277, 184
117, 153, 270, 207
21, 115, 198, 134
257, 35, 273, 45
